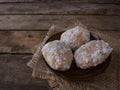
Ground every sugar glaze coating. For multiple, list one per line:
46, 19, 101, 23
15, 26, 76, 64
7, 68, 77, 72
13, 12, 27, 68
42, 40, 73, 71
74, 40, 113, 69
60, 26, 90, 50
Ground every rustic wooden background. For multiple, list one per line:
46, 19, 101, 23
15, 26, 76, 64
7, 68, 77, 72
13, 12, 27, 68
0, 0, 119, 90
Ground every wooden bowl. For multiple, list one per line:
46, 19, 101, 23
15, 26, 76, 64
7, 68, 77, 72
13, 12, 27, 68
42, 32, 111, 80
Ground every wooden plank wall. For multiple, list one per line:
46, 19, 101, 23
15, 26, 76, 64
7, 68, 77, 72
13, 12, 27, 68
0, 0, 119, 90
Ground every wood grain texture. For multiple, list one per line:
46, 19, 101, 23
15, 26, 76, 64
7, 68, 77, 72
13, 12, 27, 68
0, 31, 119, 54
0, 55, 51, 90
0, 31, 47, 53
0, 0, 119, 4
0, 15, 120, 30
0, 3, 119, 15
0, 53, 119, 90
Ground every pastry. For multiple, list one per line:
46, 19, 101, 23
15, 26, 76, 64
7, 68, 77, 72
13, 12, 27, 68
42, 40, 73, 71
60, 26, 90, 50
74, 40, 113, 69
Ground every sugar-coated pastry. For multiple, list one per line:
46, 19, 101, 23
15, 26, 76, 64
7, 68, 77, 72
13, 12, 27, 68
41, 40, 73, 71
74, 40, 113, 69
60, 26, 90, 50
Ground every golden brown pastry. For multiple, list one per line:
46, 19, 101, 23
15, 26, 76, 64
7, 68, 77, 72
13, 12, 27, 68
41, 40, 73, 71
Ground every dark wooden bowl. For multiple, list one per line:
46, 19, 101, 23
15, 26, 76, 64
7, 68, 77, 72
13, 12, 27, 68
42, 32, 111, 80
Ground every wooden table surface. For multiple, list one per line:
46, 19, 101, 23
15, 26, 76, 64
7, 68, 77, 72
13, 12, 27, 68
0, 0, 119, 90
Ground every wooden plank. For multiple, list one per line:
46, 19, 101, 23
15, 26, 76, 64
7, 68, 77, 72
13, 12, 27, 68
0, 55, 51, 90
0, 53, 119, 90
0, 31, 47, 53
0, 15, 120, 30
0, 0, 119, 4
0, 3, 119, 15
0, 30, 119, 54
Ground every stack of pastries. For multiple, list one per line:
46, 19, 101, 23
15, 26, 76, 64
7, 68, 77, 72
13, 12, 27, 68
41, 26, 113, 71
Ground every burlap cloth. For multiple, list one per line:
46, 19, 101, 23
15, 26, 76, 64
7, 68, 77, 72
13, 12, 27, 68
27, 23, 108, 90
